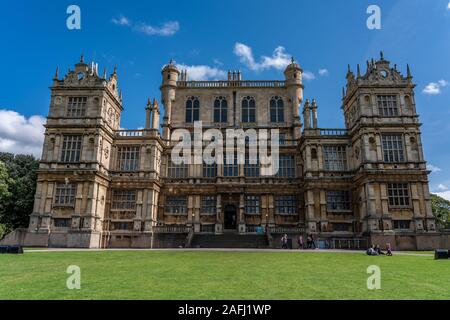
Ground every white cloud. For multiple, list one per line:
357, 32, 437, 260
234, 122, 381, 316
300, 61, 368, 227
135, 21, 179, 36
303, 71, 316, 81
435, 191, 450, 201
176, 64, 226, 81
318, 68, 329, 76
112, 15, 179, 37
447, 1, 450, 10
437, 184, 449, 191
427, 164, 442, 173
213, 58, 223, 66
423, 79, 448, 95
233, 43, 291, 71
233, 43, 315, 80
111, 15, 131, 26
0, 110, 45, 158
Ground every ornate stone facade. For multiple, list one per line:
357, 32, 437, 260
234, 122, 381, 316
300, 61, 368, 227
19, 53, 441, 250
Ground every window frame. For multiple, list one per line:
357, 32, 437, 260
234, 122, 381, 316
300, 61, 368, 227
116, 146, 140, 171
377, 95, 399, 117
245, 195, 261, 215
165, 196, 188, 215
67, 96, 87, 118
387, 183, 410, 208
60, 135, 82, 163
326, 190, 351, 212
223, 152, 239, 177
201, 196, 216, 215
111, 190, 137, 211
323, 145, 348, 171
213, 96, 228, 123
185, 96, 200, 123
167, 159, 189, 178
270, 96, 284, 123
53, 183, 77, 207
276, 154, 296, 178
275, 195, 298, 215
241, 96, 256, 123
382, 134, 405, 163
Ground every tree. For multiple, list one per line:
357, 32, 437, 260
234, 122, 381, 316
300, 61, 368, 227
0, 153, 39, 233
431, 194, 450, 229
0, 160, 13, 238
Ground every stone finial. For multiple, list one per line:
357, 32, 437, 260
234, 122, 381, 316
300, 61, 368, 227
119, 89, 122, 100
146, 97, 152, 108
54, 66, 59, 80
380, 51, 384, 60
407, 64, 412, 78
80, 54, 84, 63
113, 65, 117, 75
304, 98, 310, 107
153, 98, 159, 109
291, 56, 295, 64
357, 64, 361, 77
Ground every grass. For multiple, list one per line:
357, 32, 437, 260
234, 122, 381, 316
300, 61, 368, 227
0, 250, 449, 300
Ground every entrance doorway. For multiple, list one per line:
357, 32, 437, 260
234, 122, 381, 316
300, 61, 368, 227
224, 205, 237, 230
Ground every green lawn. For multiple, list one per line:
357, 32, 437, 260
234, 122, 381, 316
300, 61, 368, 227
0, 250, 449, 300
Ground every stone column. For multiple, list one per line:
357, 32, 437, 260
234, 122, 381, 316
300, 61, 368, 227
239, 193, 246, 234
134, 190, 143, 232
187, 195, 194, 227
267, 194, 275, 227
215, 194, 223, 234
194, 195, 200, 233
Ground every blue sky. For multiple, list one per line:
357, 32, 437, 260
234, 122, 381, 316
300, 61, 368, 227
0, 0, 449, 198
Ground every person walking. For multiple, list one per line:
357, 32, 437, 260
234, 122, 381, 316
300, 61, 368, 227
281, 234, 288, 249
297, 235, 304, 249
386, 243, 393, 256
310, 233, 316, 249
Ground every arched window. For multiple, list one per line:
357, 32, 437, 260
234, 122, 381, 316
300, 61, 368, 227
270, 96, 284, 123
214, 96, 227, 123
241, 96, 256, 123
186, 96, 200, 123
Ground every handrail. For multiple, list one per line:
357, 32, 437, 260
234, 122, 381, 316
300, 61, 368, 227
320, 129, 349, 136
177, 80, 286, 88
116, 130, 145, 137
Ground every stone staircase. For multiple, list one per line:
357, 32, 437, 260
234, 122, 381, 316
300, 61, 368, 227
190, 232, 269, 248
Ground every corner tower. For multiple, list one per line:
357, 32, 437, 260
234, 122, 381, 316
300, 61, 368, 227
342, 52, 435, 239
27, 55, 122, 248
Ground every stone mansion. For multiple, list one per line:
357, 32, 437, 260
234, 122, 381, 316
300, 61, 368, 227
7, 53, 444, 250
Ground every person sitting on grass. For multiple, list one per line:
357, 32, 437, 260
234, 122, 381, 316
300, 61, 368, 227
375, 244, 385, 255
366, 245, 378, 256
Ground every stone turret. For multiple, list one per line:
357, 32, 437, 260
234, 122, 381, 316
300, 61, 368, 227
160, 59, 180, 140
284, 57, 304, 138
